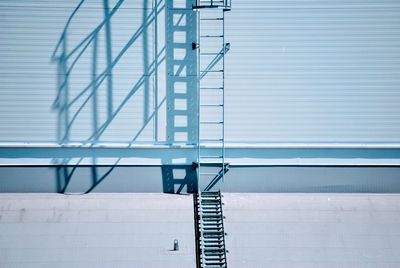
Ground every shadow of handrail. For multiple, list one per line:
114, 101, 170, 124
88, 48, 166, 142
52, 0, 172, 194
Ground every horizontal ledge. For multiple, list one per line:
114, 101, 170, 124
1, 142, 400, 149
0, 146, 400, 166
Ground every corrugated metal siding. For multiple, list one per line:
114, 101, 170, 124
225, 0, 400, 142
1, 0, 400, 145
0, 0, 155, 143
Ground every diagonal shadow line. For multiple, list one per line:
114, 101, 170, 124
176, 172, 191, 194
52, 0, 125, 60
55, 5, 165, 110
111, 4, 164, 70
65, 0, 126, 60
203, 165, 229, 192
200, 44, 230, 80
59, 158, 85, 193
87, 54, 166, 141
65, 31, 97, 76
57, 69, 106, 111
83, 97, 166, 193
52, 0, 127, 107
175, 13, 185, 26
84, 163, 118, 194
65, 75, 106, 130
52, 0, 87, 59
72, 0, 164, 62
127, 97, 166, 146
55, 0, 166, 194
67, 50, 165, 137
173, 56, 188, 77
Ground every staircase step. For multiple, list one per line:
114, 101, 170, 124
202, 217, 222, 221
202, 208, 222, 212
204, 262, 226, 267
203, 226, 223, 230
203, 251, 225, 256
197, 191, 226, 266
201, 200, 221, 204
202, 211, 222, 215
201, 191, 220, 195
203, 221, 223, 225
202, 207, 222, 211
201, 205, 221, 212
201, 207, 221, 211
203, 232, 224, 237
203, 239, 223, 243
203, 230, 224, 234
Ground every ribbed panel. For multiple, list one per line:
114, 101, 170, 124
225, 0, 400, 142
1, 0, 400, 145
0, 0, 155, 143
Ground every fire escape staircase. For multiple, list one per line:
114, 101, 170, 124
196, 191, 228, 268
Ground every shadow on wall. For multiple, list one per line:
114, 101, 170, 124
50, 0, 198, 194
51, 0, 161, 145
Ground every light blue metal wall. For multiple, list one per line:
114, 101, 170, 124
225, 0, 400, 143
0, 0, 156, 143
0, 0, 400, 148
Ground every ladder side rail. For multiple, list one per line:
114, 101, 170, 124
219, 190, 228, 267
222, 10, 226, 183
196, 10, 206, 268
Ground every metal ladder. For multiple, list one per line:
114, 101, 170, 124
194, 0, 230, 191
193, 1, 231, 267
